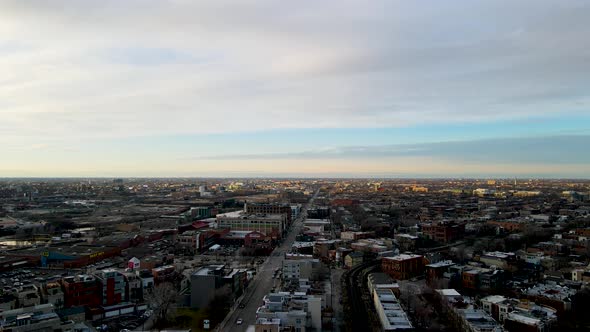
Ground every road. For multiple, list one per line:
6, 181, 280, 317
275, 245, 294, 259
216, 189, 320, 332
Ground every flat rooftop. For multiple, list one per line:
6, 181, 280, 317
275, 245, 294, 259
384, 254, 423, 261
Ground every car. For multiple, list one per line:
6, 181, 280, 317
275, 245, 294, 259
238, 303, 245, 309
236, 318, 243, 325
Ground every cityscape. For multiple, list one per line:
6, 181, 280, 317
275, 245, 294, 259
0, 178, 589, 331
1, 1, 590, 332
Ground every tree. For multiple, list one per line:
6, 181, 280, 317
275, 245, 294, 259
147, 282, 178, 325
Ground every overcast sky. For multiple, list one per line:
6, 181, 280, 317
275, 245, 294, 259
1, 0, 589, 177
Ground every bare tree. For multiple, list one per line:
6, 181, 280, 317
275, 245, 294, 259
147, 282, 178, 325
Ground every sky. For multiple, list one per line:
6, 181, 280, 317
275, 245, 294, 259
0, 0, 589, 178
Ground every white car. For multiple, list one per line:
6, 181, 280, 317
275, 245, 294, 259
236, 318, 243, 325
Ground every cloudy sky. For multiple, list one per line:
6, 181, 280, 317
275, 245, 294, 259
1, 0, 589, 178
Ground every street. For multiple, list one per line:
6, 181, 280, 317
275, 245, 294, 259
216, 189, 319, 332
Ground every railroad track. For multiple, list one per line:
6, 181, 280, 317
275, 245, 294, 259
344, 260, 381, 332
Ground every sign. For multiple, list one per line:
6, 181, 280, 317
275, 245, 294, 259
89, 252, 104, 259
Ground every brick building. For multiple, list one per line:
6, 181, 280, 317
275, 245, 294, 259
421, 221, 465, 243
61, 275, 101, 308
382, 254, 426, 280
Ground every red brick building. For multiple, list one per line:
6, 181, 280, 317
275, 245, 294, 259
421, 222, 465, 243
382, 254, 426, 280
61, 275, 101, 308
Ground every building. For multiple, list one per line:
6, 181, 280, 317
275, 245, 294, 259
291, 205, 302, 220
481, 295, 557, 332
479, 252, 516, 270
460, 266, 505, 291
344, 252, 364, 269
176, 231, 200, 253
456, 308, 503, 332
15, 284, 40, 308
303, 219, 330, 234
425, 260, 455, 285
217, 211, 288, 240
255, 318, 281, 332
61, 275, 101, 308
245, 203, 293, 226
473, 188, 496, 197
350, 238, 392, 254
435, 289, 463, 304
190, 265, 245, 309
372, 289, 413, 331
395, 234, 419, 252
340, 231, 375, 241
152, 265, 175, 283
282, 258, 321, 280
256, 292, 322, 332
0, 303, 73, 332
421, 221, 465, 244
190, 206, 214, 219
95, 269, 126, 306
43, 282, 64, 308
524, 284, 576, 314
122, 271, 143, 302
382, 254, 425, 280
6, 245, 122, 268
128, 257, 140, 270
138, 270, 154, 290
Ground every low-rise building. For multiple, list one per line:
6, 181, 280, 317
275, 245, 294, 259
524, 284, 576, 314
344, 252, 364, 269
256, 292, 322, 332
457, 308, 503, 332
190, 265, 245, 309
481, 295, 557, 332
282, 258, 321, 280
0, 303, 74, 332
425, 260, 455, 285
382, 254, 425, 280
16, 284, 41, 308
255, 318, 280, 332
217, 211, 288, 240
479, 252, 516, 271
61, 275, 101, 308
95, 269, 126, 306
421, 221, 465, 244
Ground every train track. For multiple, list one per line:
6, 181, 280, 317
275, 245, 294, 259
344, 260, 381, 332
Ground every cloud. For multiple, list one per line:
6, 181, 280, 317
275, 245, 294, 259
196, 135, 590, 165
0, 0, 589, 142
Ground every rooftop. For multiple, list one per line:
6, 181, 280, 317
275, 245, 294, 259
426, 260, 455, 268
384, 254, 423, 261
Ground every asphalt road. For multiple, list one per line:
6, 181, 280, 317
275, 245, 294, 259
217, 189, 319, 332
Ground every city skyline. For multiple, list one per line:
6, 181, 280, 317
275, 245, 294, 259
1, 1, 589, 177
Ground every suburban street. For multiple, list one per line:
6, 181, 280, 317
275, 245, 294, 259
216, 189, 319, 332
